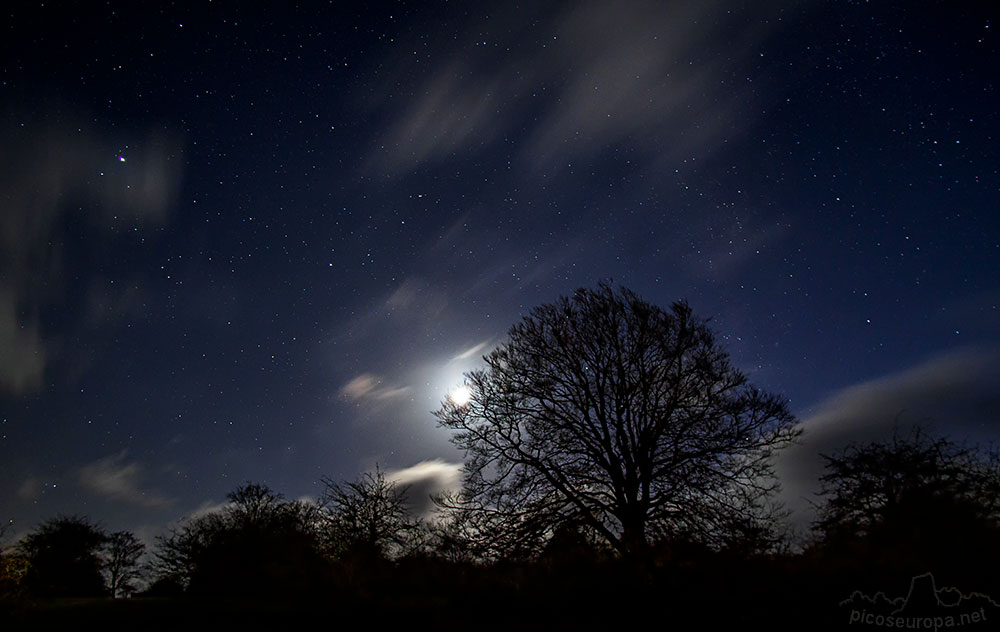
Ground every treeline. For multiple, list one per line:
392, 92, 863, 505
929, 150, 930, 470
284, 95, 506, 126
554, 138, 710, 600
3, 284, 998, 628
2, 426, 999, 628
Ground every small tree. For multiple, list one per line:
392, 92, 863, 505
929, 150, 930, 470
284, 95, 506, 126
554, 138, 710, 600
435, 283, 799, 559
319, 466, 420, 561
814, 425, 1000, 540
20, 515, 108, 597
104, 531, 145, 598
811, 425, 1000, 581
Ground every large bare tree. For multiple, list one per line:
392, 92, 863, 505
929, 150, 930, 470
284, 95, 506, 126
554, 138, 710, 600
435, 283, 799, 558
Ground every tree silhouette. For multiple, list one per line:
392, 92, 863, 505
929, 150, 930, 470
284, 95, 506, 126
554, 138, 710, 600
813, 425, 1000, 570
435, 283, 799, 559
20, 515, 108, 597
0, 521, 29, 604
225, 482, 292, 528
104, 531, 145, 598
319, 466, 420, 562
153, 511, 224, 589
153, 482, 327, 597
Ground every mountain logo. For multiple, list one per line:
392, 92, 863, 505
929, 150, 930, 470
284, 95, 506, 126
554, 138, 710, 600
841, 572, 999, 629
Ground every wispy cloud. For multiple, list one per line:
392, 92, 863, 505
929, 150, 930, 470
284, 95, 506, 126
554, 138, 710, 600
186, 499, 233, 521
368, 1, 784, 174
336, 275, 452, 353
775, 346, 1000, 531
386, 276, 450, 323
449, 341, 491, 364
0, 291, 46, 393
0, 116, 183, 393
340, 373, 412, 402
17, 476, 43, 502
388, 459, 463, 517
78, 451, 173, 508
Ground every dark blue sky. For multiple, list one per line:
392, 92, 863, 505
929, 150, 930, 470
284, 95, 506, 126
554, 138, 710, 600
2, 0, 997, 542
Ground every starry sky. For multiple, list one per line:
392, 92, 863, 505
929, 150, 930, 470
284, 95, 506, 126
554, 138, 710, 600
2, 1, 998, 543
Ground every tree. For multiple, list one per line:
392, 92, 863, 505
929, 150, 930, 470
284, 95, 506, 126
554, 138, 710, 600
104, 531, 145, 598
20, 515, 108, 597
319, 466, 420, 561
154, 511, 225, 589
813, 425, 1000, 554
0, 520, 30, 604
153, 482, 327, 597
434, 283, 799, 559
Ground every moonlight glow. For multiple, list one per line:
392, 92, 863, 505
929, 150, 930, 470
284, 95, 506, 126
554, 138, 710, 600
449, 385, 471, 406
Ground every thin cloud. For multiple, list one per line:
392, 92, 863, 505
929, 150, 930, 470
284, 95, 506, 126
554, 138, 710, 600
336, 275, 451, 352
385, 276, 450, 324
368, 1, 785, 174
78, 451, 173, 508
775, 346, 1000, 532
0, 290, 45, 393
0, 116, 183, 394
450, 341, 490, 363
17, 477, 43, 502
187, 499, 233, 521
388, 459, 463, 517
340, 373, 412, 402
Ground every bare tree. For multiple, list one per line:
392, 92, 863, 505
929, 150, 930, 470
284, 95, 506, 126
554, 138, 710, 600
814, 425, 1000, 540
319, 466, 420, 560
435, 283, 800, 558
225, 482, 294, 529
104, 531, 145, 598
810, 425, 1000, 581
153, 512, 226, 589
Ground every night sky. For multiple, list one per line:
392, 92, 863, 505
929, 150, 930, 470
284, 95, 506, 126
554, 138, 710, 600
2, 1, 997, 544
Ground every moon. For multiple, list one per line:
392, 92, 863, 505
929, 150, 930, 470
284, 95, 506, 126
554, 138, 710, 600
449, 385, 471, 406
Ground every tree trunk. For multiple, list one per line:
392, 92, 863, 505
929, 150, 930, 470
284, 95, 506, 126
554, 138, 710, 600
621, 519, 648, 559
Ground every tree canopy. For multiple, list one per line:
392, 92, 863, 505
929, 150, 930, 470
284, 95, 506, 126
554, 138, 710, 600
104, 531, 145, 598
810, 425, 1000, 581
19, 515, 109, 597
319, 466, 420, 561
153, 482, 327, 597
435, 283, 799, 558
814, 425, 1000, 541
